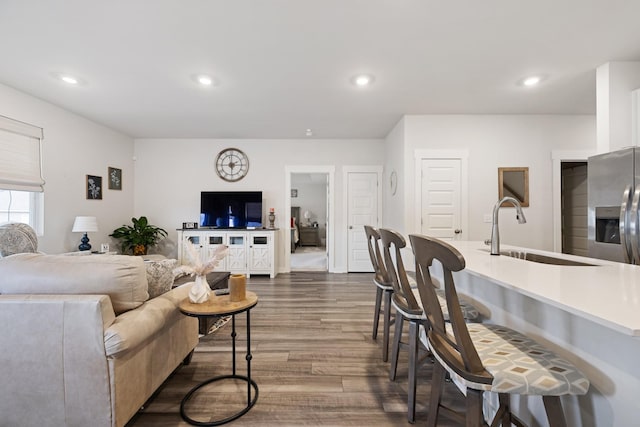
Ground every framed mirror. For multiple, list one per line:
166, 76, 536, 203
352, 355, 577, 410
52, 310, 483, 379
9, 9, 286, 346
498, 167, 529, 207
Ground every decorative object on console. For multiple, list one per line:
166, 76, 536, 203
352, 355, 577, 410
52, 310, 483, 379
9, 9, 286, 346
268, 208, 275, 229
108, 167, 122, 190
229, 273, 247, 302
215, 147, 249, 182
175, 241, 229, 303
72, 216, 98, 251
109, 216, 168, 255
86, 175, 102, 200
182, 221, 198, 229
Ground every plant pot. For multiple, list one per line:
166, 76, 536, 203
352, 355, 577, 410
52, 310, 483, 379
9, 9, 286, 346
133, 244, 147, 256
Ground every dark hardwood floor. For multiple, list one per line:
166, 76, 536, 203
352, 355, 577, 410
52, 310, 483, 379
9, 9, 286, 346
128, 272, 464, 426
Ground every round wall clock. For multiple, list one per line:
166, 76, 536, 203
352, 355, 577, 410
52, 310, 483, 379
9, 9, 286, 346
215, 148, 249, 182
390, 170, 398, 195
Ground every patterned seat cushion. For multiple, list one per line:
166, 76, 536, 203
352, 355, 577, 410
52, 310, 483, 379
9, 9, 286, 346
432, 323, 590, 396
410, 287, 479, 321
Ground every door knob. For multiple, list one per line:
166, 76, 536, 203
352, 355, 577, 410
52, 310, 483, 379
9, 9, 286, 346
454, 229, 462, 234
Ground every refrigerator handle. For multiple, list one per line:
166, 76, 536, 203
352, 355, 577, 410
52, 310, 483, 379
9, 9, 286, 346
630, 187, 640, 264
620, 185, 633, 264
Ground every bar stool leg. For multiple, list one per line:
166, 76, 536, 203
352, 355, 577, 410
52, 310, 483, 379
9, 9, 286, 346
467, 389, 484, 427
426, 361, 446, 427
543, 396, 568, 427
372, 287, 383, 340
407, 320, 419, 423
389, 312, 404, 381
382, 289, 392, 362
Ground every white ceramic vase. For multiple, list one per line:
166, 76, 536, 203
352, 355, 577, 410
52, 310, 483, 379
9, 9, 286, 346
189, 275, 210, 303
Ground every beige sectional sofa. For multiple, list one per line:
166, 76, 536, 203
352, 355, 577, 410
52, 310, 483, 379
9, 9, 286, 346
0, 253, 199, 427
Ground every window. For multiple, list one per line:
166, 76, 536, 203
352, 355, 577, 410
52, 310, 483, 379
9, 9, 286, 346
0, 115, 45, 234
0, 189, 44, 234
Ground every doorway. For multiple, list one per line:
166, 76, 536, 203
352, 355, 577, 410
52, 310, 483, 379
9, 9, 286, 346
561, 161, 588, 256
551, 150, 594, 253
290, 173, 329, 271
285, 166, 335, 273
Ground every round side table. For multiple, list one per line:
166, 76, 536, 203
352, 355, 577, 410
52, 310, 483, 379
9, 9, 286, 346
179, 291, 259, 426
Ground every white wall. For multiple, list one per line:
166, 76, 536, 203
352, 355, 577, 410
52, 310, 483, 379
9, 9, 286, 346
401, 115, 596, 251
133, 138, 384, 272
0, 83, 598, 258
0, 83, 135, 253
596, 62, 640, 153
382, 117, 406, 233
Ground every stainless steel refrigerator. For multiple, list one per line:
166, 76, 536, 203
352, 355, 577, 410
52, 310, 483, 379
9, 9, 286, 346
588, 147, 640, 263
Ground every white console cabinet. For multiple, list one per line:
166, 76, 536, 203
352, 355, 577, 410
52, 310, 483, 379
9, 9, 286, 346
177, 229, 277, 278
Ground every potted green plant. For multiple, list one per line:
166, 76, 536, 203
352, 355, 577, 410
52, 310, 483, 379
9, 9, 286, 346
109, 216, 167, 255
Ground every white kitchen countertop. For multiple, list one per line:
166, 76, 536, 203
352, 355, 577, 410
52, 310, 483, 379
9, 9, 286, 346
447, 241, 640, 337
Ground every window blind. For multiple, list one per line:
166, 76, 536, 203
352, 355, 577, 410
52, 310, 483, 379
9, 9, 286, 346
0, 115, 44, 192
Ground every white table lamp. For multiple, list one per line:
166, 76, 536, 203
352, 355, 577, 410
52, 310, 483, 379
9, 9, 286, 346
304, 210, 311, 225
72, 216, 98, 251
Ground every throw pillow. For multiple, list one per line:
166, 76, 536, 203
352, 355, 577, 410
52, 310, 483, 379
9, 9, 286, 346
0, 223, 38, 257
145, 258, 178, 299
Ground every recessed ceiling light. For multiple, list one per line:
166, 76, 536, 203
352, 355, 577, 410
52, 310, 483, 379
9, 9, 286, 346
60, 75, 78, 85
197, 75, 213, 86
51, 72, 84, 86
351, 74, 374, 87
521, 75, 542, 87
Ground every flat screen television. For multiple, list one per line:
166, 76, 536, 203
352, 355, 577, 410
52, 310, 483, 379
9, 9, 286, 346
200, 191, 263, 228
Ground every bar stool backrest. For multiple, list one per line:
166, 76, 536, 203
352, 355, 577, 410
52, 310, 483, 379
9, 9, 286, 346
379, 228, 422, 317
364, 225, 391, 286
409, 234, 492, 385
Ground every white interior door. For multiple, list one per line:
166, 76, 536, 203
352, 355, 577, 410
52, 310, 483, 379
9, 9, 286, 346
347, 171, 378, 272
421, 159, 462, 240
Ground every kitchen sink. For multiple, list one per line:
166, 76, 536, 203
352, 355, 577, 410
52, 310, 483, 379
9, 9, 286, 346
482, 249, 598, 266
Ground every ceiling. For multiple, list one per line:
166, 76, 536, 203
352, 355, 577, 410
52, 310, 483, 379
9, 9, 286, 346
1, 0, 640, 139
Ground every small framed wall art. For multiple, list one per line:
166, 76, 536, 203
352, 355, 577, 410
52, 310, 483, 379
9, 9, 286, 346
87, 175, 102, 200
108, 167, 122, 190
291, 189, 298, 198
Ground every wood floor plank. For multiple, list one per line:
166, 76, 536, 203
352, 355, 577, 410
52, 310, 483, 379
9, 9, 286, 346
127, 272, 464, 427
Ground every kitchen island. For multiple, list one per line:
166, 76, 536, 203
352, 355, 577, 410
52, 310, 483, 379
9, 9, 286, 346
437, 241, 640, 427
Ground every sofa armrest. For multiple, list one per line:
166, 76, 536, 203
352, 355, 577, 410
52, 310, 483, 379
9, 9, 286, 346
104, 283, 192, 358
0, 294, 116, 427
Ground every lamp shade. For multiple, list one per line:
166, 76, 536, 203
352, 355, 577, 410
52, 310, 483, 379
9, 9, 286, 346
72, 216, 98, 233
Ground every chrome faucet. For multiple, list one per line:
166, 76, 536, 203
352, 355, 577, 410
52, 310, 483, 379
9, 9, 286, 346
489, 196, 527, 255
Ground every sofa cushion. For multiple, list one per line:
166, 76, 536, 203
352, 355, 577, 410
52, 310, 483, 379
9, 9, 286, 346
145, 258, 177, 299
0, 253, 149, 314
104, 283, 189, 357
